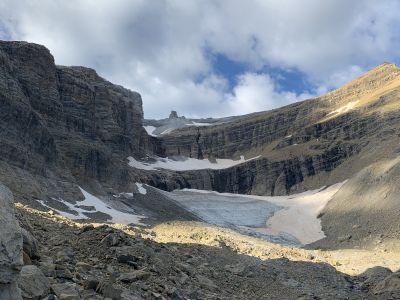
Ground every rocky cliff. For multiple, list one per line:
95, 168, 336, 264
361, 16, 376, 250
0, 41, 149, 202
149, 63, 400, 195
3, 41, 400, 202
0, 183, 23, 300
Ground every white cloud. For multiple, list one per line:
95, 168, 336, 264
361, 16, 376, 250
1, 0, 399, 118
226, 73, 311, 116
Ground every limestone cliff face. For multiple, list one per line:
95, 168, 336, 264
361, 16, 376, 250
0, 41, 146, 200
149, 63, 400, 195
2, 41, 400, 202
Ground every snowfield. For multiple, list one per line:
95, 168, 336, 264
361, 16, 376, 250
36, 180, 345, 247
127, 155, 260, 171
167, 181, 346, 245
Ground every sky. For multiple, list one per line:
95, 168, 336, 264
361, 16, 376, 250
1, 0, 400, 119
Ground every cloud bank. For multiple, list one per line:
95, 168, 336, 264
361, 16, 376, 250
1, 0, 399, 118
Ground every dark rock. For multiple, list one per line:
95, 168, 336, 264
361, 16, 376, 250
39, 256, 55, 277
21, 228, 39, 260
118, 270, 151, 283
373, 271, 400, 297
83, 277, 99, 290
56, 247, 75, 263
0, 41, 146, 203
51, 282, 80, 300
96, 280, 122, 299
40, 295, 57, 300
100, 233, 120, 247
0, 183, 23, 300
79, 225, 95, 234
171, 290, 186, 300
115, 246, 138, 265
169, 111, 178, 119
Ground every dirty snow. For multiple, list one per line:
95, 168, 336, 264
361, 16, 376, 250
127, 155, 261, 171
328, 101, 358, 116
169, 181, 346, 245
38, 187, 145, 225
135, 183, 147, 195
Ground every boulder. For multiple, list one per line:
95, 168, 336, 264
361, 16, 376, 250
17, 265, 49, 299
118, 270, 151, 283
115, 246, 138, 265
21, 228, 40, 260
0, 183, 23, 300
373, 271, 400, 297
51, 283, 80, 300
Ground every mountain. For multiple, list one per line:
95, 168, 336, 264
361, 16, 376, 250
143, 110, 245, 136
2, 41, 400, 299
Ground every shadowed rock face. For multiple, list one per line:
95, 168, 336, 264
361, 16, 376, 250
310, 157, 400, 249
0, 183, 23, 300
0, 41, 147, 200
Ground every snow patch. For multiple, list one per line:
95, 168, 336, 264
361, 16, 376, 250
113, 192, 134, 198
144, 126, 157, 136
38, 187, 145, 225
328, 101, 358, 116
160, 128, 174, 135
135, 183, 147, 195
189, 121, 213, 126
127, 155, 261, 171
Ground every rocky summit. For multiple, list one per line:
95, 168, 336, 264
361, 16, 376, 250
1, 41, 400, 299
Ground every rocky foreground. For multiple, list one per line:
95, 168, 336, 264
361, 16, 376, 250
4, 197, 400, 299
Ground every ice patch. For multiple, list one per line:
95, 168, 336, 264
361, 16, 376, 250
127, 155, 261, 171
38, 187, 145, 225
135, 183, 147, 195
171, 181, 346, 245
144, 126, 157, 136
328, 101, 358, 116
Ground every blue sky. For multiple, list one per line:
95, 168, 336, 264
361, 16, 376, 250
1, 0, 400, 118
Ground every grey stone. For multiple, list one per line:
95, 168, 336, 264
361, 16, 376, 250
0, 41, 146, 205
118, 270, 151, 283
51, 283, 80, 300
17, 265, 49, 299
39, 256, 56, 277
115, 247, 138, 265
0, 183, 23, 300
83, 277, 99, 290
373, 271, 400, 296
56, 247, 75, 263
21, 227, 40, 260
